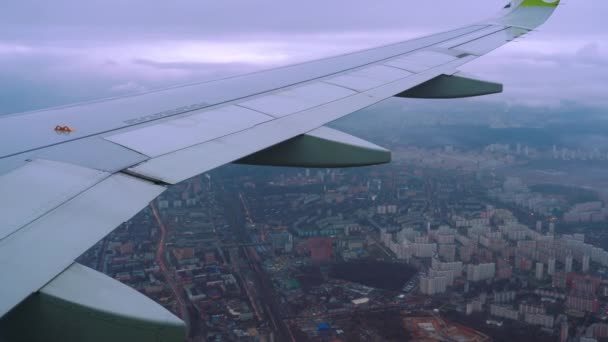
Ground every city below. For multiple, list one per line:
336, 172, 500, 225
78, 111, 608, 342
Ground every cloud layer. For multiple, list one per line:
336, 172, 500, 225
0, 0, 606, 114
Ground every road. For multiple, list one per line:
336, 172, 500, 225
221, 188, 295, 342
150, 202, 193, 340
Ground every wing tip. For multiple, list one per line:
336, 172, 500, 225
517, 0, 560, 8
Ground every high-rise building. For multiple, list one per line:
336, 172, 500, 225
490, 304, 519, 320
466, 263, 496, 282
420, 275, 447, 295
565, 255, 573, 273
431, 259, 463, 275
560, 321, 569, 342
569, 274, 602, 294
520, 303, 545, 315
583, 254, 590, 273
548, 258, 556, 275
566, 292, 599, 313
589, 323, 608, 339
411, 242, 437, 258
536, 262, 544, 280
438, 244, 456, 261
524, 313, 554, 329
493, 291, 516, 303
430, 259, 462, 286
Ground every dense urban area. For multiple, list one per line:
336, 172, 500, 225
79, 106, 608, 342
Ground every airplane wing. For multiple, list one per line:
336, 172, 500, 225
0, 1, 560, 341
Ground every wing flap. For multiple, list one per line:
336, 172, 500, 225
396, 72, 503, 99
0, 173, 165, 317
237, 126, 390, 167
0, 263, 184, 342
105, 105, 273, 158
0, 160, 110, 241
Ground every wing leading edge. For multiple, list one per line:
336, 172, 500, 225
0, 1, 561, 341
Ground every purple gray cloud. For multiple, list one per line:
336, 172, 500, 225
0, 0, 606, 114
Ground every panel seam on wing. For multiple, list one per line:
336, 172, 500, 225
0, 162, 111, 244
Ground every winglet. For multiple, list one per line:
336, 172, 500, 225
519, 0, 560, 7
498, 0, 560, 29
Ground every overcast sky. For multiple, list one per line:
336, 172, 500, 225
0, 0, 606, 115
